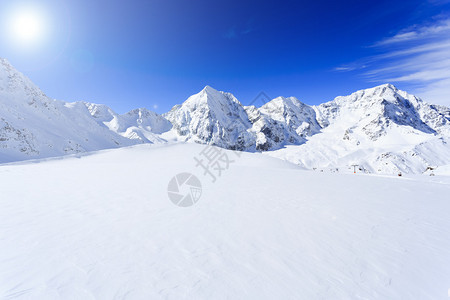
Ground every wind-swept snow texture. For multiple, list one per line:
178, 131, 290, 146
1, 143, 449, 299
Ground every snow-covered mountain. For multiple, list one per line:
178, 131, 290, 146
0, 58, 168, 163
1, 58, 450, 174
314, 84, 440, 138
164, 85, 255, 150
85, 103, 171, 143
249, 96, 322, 150
269, 84, 450, 174
165, 87, 322, 151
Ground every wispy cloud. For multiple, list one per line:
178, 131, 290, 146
335, 17, 450, 106
334, 65, 367, 72
374, 19, 450, 46
223, 19, 255, 39
334, 66, 355, 72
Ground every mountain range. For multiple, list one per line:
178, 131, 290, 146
1, 58, 449, 174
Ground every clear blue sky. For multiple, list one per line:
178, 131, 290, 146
1, 0, 450, 113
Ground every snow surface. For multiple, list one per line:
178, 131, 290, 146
1, 143, 449, 299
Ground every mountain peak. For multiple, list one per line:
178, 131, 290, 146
0, 57, 12, 67
328, 83, 409, 108
165, 86, 254, 150
201, 85, 219, 94
265, 96, 304, 108
182, 85, 243, 109
378, 83, 398, 90
0, 58, 52, 109
356, 83, 399, 97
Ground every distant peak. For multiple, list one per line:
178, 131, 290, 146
351, 83, 399, 95
271, 96, 301, 103
264, 96, 305, 109
343, 83, 401, 100
201, 85, 219, 93
0, 58, 14, 69
378, 83, 398, 91
264, 96, 288, 106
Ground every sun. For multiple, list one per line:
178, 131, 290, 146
8, 7, 47, 46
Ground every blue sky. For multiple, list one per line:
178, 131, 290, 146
1, 0, 450, 113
